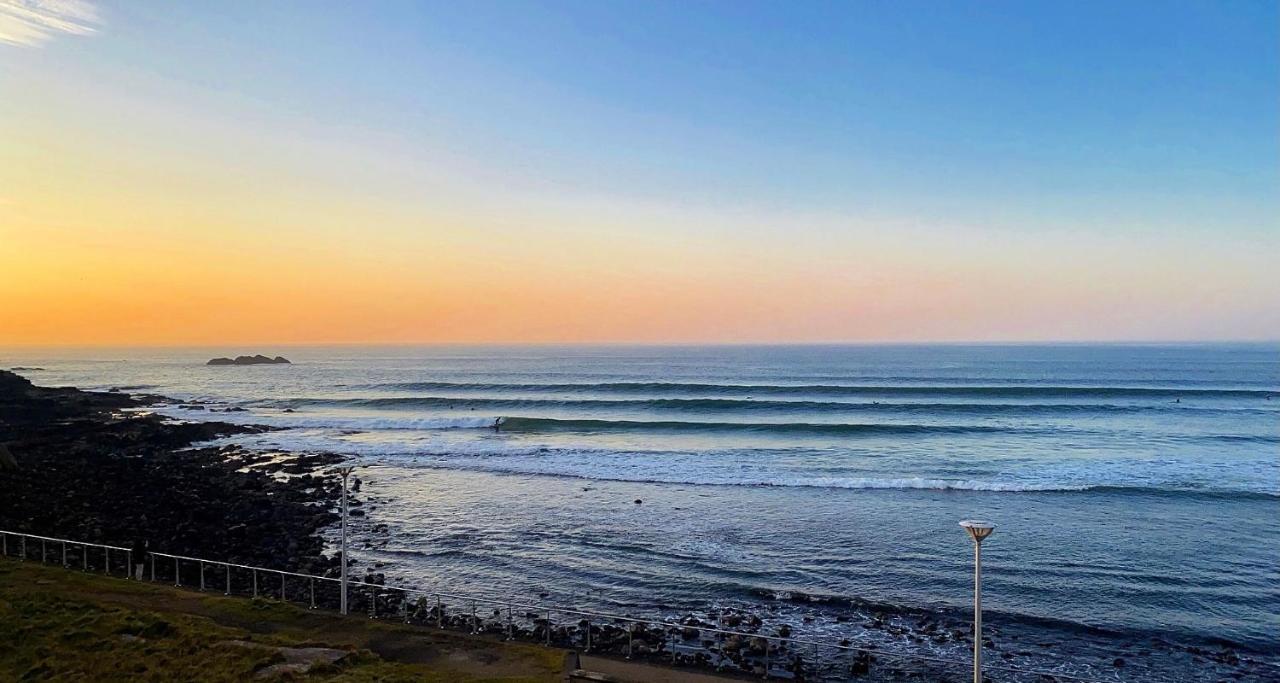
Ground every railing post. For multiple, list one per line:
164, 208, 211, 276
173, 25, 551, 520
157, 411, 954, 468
1, 532, 6, 557
82, 544, 88, 572
150, 554, 156, 582
20, 536, 26, 561
437, 596, 443, 629
126, 550, 132, 579
471, 602, 478, 634
546, 610, 552, 647
200, 561, 206, 591
506, 605, 514, 640
41, 538, 46, 563
225, 564, 231, 595
338, 467, 351, 616
310, 578, 316, 609
369, 586, 377, 619
280, 572, 286, 601
585, 618, 592, 653
671, 628, 677, 664
103, 547, 108, 574
62, 541, 67, 567
253, 569, 258, 597
174, 557, 181, 587
627, 624, 634, 659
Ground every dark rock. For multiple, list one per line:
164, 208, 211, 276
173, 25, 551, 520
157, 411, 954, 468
207, 355, 291, 366
0, 370, 341, 578
0, 444, 19, 471
850, 651, 872, 676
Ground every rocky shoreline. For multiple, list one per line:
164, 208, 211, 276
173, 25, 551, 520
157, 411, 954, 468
0, 370, 341, 575
339, 470, 1271, 683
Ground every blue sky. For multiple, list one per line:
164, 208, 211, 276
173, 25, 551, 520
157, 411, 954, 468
64, 1, 1272, 222
2, 1, 1277, 343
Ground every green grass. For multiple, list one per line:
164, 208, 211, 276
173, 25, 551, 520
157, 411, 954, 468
0, 560, 563, 682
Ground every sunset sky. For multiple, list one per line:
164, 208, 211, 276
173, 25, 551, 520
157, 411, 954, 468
2, 1, 1277, 345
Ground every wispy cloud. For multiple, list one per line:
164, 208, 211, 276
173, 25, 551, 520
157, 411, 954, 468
0, 0, 98, 47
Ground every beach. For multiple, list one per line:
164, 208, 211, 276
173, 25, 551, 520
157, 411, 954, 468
2, 344, 1277, 681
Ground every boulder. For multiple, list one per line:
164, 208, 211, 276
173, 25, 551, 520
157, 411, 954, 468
0, 444, 18, 471
220, 641, 352, 679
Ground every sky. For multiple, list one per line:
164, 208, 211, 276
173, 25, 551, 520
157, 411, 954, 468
1, 0, 1277, 345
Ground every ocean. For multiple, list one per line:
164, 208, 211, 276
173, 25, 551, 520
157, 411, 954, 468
5, 343, 1278, 680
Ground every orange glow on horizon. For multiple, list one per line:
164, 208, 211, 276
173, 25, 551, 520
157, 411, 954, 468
3, 53, 1276, 347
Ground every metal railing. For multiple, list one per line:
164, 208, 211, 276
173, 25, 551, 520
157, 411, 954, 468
0, 528, 1130, 682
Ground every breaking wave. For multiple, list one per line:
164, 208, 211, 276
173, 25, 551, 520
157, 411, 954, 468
360, 381, 1277, 399
282, 395, 1276, 416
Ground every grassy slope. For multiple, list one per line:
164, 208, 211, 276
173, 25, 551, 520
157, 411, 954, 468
0, 560, 564, 682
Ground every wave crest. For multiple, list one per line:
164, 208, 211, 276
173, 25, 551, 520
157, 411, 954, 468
362, 381, 1276, 399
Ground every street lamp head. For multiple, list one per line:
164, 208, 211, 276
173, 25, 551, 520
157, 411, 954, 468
959, 519, 995, 543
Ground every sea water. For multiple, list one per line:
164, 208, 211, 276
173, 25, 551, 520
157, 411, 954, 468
6, 343, 1278, 680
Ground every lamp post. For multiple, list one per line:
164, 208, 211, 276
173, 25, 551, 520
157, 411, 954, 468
959, 520, 995, 683
339, 466, 354, 615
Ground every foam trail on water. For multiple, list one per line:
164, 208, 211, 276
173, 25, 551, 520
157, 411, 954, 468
148, 405, 498, 430
209, 429, 1280, 497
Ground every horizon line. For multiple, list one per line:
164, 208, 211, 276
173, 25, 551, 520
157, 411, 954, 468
3, 339, 1278, 350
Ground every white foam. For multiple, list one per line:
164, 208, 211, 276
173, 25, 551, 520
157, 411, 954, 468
201, 428, 1280, 496
155, 404, 1280, 497
771, 477, 1090, 492
151, 405, 497, 431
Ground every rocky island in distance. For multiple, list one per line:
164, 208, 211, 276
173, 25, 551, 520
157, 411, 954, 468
206, 354, 291, 366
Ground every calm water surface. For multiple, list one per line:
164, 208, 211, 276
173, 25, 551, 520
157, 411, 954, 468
6, 344, 1278, 679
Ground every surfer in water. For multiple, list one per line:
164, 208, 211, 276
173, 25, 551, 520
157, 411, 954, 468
493, 416, 504, 432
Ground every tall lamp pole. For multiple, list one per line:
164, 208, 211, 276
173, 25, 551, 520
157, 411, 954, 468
339, 466, 354, 615
959, 520, 995, 683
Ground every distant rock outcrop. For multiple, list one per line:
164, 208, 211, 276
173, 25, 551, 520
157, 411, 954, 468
207, 355, 291, 366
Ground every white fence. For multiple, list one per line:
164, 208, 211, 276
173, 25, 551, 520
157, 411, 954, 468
0, 528, 1126, 682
